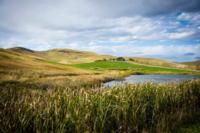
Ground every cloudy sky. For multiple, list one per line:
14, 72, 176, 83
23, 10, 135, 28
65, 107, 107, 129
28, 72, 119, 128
0, 0, 200, 62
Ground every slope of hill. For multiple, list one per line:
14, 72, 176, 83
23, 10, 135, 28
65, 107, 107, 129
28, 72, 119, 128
182, 60, 200, 65
72, 61, 197, 75
9, 47, 35, 53
127, 57, 188, 69
40, 48, 113, 64
1, 47, 199, 85
2, 47, 190, 69
0, 47, 120, 87
182, 60, 200, 70
1, 47, 200, 133
0, 48, 92, 83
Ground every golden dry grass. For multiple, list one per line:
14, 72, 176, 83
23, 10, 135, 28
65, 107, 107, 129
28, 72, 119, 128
1, 80, 200, 133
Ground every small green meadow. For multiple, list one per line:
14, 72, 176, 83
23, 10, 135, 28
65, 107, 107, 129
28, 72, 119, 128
72, 61, 197, 74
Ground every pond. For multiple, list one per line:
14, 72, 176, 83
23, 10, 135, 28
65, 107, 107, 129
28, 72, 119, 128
103, 74, 200, 87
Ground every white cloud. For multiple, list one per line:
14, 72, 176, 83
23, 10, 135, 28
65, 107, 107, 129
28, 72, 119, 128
110, 44, 200, 57
177, 12, 200, 22
169, 31, 194, 39
68, 41, 200, 60
0, 0, 200, 61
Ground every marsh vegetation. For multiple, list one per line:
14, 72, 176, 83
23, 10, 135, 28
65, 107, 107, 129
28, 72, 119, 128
0, 47, 200, 133
1, 80, 200, 133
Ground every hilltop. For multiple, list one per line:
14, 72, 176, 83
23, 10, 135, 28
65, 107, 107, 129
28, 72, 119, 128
9, 47, 35, 53
0, 47, 193, 69
40, 48, 113, 64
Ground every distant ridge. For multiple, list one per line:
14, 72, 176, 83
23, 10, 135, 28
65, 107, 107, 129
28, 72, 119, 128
0, 47, 196, 70
46, 48, 97, 55
182, 60, 200, 70
182, 60, 200, 65
8, 47, 34, 53
2, 47, 113, 64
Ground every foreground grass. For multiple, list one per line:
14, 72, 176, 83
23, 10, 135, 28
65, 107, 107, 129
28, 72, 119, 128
72, 61, 198, 75
0, 80, 200, 133
176, 109, 200, 133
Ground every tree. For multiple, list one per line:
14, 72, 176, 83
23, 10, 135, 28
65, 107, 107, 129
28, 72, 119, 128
116, 57, 125, 61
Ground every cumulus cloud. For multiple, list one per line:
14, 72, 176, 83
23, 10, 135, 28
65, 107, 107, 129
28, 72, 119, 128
168, 31, 195, 39
58, 41, 200, 62
0, 0, 200, 61
195, 57, 200, 60
184, 53, 195, 56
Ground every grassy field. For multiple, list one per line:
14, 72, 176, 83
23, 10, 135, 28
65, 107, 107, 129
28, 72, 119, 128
177, 110, 200, 133
0, 48, 118, 86
1, 47, 200, 133
127, 57, 187, 69
0, 80, 200, 133
72, 61, 199, 75
2, 47, 198, 88
40, 48, 113, 64
182, 60, 200, 70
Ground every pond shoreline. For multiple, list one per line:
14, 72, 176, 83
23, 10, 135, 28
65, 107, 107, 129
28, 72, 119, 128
103, 74, 200, 87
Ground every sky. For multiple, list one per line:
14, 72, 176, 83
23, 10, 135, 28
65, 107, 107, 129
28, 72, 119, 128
0, 0, 200, 62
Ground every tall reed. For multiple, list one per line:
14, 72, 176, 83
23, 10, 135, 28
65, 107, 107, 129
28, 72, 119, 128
0, 80, 200, 133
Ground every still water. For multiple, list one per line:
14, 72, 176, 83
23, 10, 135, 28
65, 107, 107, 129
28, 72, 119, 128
103, 74, 200, 87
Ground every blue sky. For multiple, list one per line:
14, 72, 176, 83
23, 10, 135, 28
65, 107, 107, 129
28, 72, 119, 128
0, 0, 200, 62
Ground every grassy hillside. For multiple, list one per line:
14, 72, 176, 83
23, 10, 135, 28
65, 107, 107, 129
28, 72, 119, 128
0, 48, 88, 73
72, 61, 198, 75
1, 47, 194, 69
1, 47, 200, 132
1, 47, 199, 86
0, 48, 88, 85
6, 47, 113, 64
182, 60, 200, 70
127, 57, 187, 69
0, 48, 119, 86
183, 60, 200, 65
40, 48, 113, 64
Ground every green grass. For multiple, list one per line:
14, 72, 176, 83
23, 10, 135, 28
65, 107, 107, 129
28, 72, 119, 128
176, 110, 200, 133
72, 61, 197, 74
1, 80, 200, 133
1, 47, 200, 132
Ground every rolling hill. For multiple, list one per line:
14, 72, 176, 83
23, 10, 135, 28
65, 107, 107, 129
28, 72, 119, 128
1, 47, 192, 68
0, 47, 92, 83
0, 47, 198, 72
40, 48, 113, 64
127, 57, 187, 69
0, 47, 199, 84
0, 47, 118, 86
1, 47, 200, 132
182, 60, 200, 70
